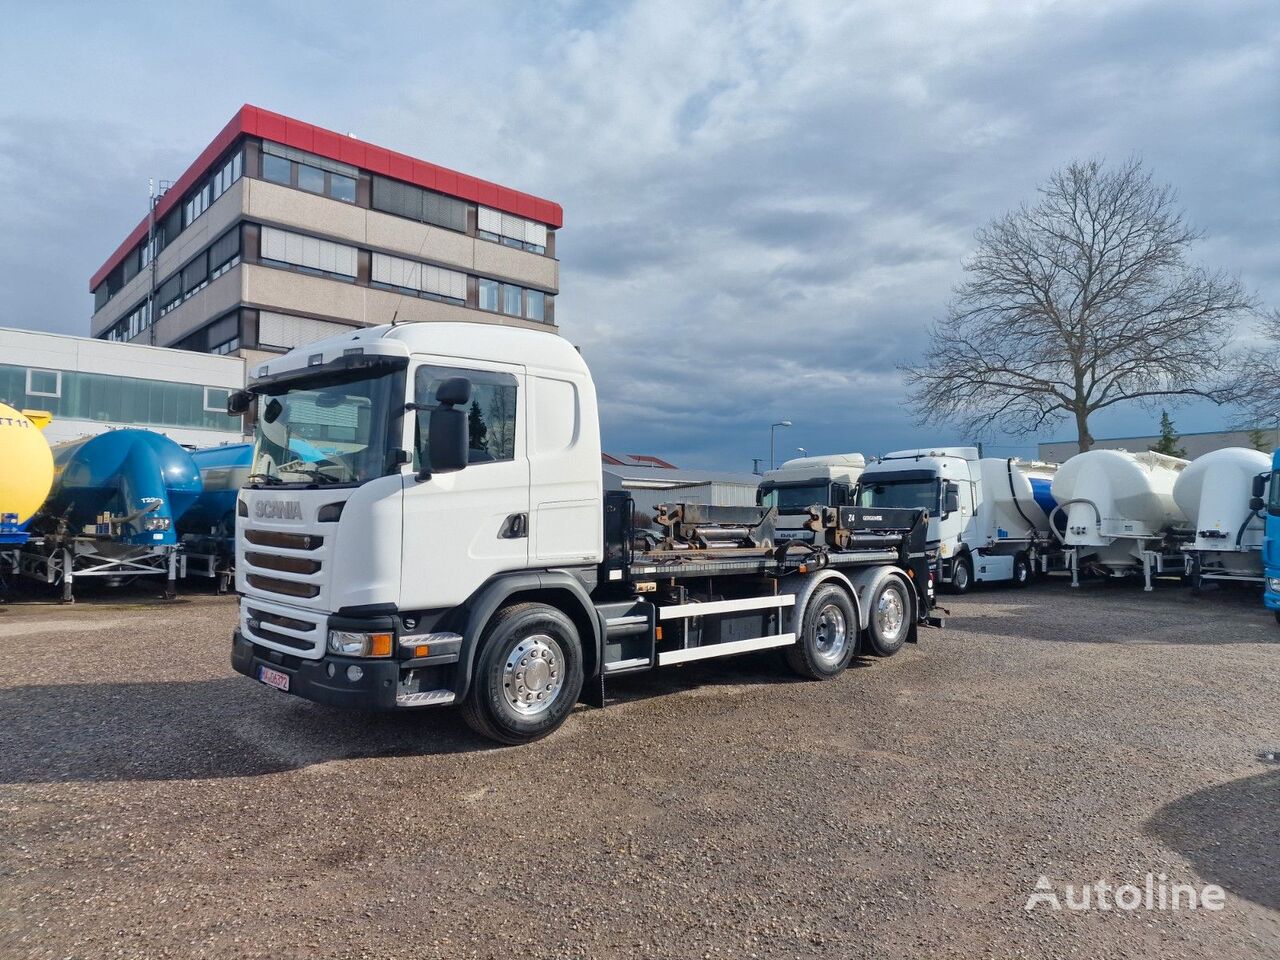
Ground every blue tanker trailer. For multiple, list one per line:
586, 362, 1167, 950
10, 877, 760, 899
23, 429, 202, 600
179, 442, 253, 590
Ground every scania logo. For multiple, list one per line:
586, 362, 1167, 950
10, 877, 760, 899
255, 500, 303, 520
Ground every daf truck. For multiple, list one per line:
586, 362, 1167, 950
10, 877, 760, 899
227, 323, 940, 744
856, 447, 1061, 592
757, 453, 866, 543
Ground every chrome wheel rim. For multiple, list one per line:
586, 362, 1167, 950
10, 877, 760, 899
876, 586, 905, 640
954, 563, 969, 589
813, 603, 848, 665
502, 634, 565, 717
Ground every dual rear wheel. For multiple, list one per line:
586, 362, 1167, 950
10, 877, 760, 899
785, 578, 911, 680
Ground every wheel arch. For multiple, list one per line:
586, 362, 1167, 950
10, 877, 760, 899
782, 569, 863, 639
456, 571, 603, 700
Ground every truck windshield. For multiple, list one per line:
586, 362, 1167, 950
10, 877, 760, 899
1271, 470, 1280, 515
857, 478, 939, 512
249, 369, 403, 486
759, 483, 831, 512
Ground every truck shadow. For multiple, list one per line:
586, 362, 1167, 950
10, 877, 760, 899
1144, 767, 1280, 910
0, 677, 491, 784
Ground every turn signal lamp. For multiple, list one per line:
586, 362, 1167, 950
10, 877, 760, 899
413, 644, 430, 658
369, 632, 393, 657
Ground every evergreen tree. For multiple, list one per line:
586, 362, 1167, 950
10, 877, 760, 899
468, 400, 487, 452
1150, 410, 1187, 458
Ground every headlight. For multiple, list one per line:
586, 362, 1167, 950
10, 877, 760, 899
143, 517, 171, 531
1268, 577, 1280, 593
327, 630, 393, 657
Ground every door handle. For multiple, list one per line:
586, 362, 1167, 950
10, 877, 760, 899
500, 513, 528, 539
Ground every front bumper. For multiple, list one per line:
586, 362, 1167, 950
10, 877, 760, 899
233, 630, 403, 709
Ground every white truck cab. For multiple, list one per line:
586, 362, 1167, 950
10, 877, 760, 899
758, 453, 866, 542
229, 323, 938, 743
857, 447, 1061, 592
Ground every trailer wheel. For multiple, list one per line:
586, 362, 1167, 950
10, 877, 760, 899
786, 584, 857, 679
460, 602, 584, 745
865, 576, 912, 657
948, 555, 973, 594
1012, 553, 1031, 588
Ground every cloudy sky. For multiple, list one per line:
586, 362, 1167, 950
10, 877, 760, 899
1, 0, 1276, 468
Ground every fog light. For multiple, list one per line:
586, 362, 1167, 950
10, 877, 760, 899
326, 663, 336, 678
346, 665, 364, 682
1268, 577, 1280, 593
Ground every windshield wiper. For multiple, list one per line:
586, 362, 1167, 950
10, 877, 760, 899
246, 473, 285, 486
289, 466, 344, 485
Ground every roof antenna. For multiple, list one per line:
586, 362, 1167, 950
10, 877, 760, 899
391, 309, 400, 326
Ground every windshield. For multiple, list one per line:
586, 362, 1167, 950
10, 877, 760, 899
1271, 470, 1280, 515
250, 369, 403, 486
759, 483, 831, 512
857, 478, 939, 512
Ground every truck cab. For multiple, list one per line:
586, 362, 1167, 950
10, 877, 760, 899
1264, 449, 1280, 623
757, 453, 865, 542
856, 448, 1059, 592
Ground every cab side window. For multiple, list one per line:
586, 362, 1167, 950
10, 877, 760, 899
414, 365, 518, 468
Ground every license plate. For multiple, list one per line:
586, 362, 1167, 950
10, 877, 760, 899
257, 665, 290, 692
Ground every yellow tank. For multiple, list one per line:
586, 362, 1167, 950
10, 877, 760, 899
0, 402, 54, 524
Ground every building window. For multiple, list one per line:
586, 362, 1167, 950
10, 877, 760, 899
211, 338, 239, 355
370, 252, 466, 303
204, 386, 231, 412
478, 278, 499, 312
330, 173, 357, 203
263, 153, 292, 185
525, 290, 545, 323
209, 225, 241, 279
477, 206, 549, 255
414, 365, 518, 467
298, 163, 326, 194
26, 368, 61, 398
259, 226, 358, 278
371, 175, 468, 232
502, 284, 521, 316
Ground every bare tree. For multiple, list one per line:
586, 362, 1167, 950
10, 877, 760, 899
1234, 309, 1280, 432
903, 158, 1255, 451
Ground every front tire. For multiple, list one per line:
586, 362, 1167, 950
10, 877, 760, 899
461, 602, 584, 745
786, 584, 857, 679
948, 555, 973, 595
865, 576, 912, 657
1012, 553, 1031, 588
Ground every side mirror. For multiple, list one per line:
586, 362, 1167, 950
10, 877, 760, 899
943, 483, 960, 517
414, 377, 472, 480
1250, 496, 1265, 513
227, 389, 253, 416
1251, 474, 1267, 499
262, 398, 284, 424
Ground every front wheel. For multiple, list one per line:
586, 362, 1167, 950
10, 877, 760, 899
948, 555, 973, 595
865, 576, 912, 657
1012, 553, 1031, 587
786, 584, 857, 679
461, 602, 584, 745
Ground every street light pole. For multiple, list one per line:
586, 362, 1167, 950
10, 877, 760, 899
770, 420, 792, 469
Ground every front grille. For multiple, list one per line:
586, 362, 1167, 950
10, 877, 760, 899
248, 606, 316, 633
247, 573, 320, 599
251, 625, 314, 650
245, 529, 324, 551
246, 551, 322, 575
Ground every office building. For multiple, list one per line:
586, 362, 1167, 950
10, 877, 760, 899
1039, 427, 1280, 462
89, 105, 562, 366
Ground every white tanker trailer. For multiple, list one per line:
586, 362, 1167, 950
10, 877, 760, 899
1050, 449, 1191, 590
1173, 447, 1272, 587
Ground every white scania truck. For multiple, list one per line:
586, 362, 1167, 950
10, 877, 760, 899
228, 323, 940, 743
856, 447, 1062, 592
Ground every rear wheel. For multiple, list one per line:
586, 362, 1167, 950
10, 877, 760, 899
949, 555, 973, 594
786, 584, 857, 679
461, 602, 584, 745
865, 576, 912, 657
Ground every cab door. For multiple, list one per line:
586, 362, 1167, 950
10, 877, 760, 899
399, 356, 529, 611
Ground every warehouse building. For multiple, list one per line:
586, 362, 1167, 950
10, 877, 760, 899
0, 327, 245, 447
602, 454, 762, 520
1039, 427, 1279, 462
88, 105, 562, 367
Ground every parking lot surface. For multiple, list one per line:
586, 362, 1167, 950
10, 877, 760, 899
1, 579, 1277, 959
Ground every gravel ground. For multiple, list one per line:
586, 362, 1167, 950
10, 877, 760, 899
0, 577, 1277, 960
